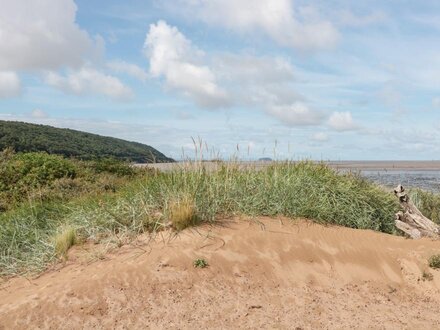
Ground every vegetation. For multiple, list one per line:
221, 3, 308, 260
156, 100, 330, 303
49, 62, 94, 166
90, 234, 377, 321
167, 194, 199, 231
0, 149, 139, 211
1, 159, 405, 277
409, 189, 440, 225
193, 258, 208, 268
422, 270, 434, 281
0, 120, 173, 163
428, 254, 440, 269
54, 227, 76, 260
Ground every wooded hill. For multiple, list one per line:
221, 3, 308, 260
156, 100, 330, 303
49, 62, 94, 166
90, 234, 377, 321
0, 120, 173, 163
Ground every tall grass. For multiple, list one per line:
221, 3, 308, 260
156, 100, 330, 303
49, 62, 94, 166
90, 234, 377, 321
1, 161, 400, 277
54, 226, 76, 259
409, 189, 440, 224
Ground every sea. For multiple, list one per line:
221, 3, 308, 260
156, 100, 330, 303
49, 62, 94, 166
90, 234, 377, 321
361, 170, 440, 193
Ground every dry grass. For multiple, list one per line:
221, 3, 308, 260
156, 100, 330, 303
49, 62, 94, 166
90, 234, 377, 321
167, 195, 199, 231
54, 227, 76, 260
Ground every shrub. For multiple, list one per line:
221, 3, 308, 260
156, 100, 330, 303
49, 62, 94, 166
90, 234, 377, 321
193, 258, 208, 268
0, 151, 76, 190
88, 158, 134, 177
428, 254, 440, 269
9, 152, 76, 186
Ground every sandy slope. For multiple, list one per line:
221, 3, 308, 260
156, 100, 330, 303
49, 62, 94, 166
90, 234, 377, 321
1, 218, 440, 329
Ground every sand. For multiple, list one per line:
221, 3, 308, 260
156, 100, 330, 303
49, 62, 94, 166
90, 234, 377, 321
1, 217, 440, 329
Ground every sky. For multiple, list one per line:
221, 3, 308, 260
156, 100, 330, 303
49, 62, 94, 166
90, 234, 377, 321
1, 0, 440, 160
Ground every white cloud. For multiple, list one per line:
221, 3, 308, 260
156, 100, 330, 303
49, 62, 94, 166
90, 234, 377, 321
31, 109, 48, 119
433, 97, 440, 108
45, 67, 133, 101
337, 10, 387, 27
107, 60, 148, 82
213, 53, 302, 107
328, 111, 359, 131
143, 21, 323, 125
0, 0, 102, 71
144, 20, 230, 108
0, 71, 21, 98
266, 103, 324, 126
215, 54, 294, 84
173, 0, 339, 51
312, 132, 329, 142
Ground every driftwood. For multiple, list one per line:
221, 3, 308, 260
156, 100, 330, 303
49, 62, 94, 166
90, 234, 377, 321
394, 184, 440, 239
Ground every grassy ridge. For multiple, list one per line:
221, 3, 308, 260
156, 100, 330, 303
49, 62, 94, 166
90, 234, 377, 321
0, 120, 173, 163
0, 159, 402, 276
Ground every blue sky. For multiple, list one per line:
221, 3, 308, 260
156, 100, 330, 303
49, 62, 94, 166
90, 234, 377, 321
1, 0, 440, 160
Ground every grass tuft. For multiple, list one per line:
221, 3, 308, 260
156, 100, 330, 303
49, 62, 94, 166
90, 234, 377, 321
428, 254, 440, 269
422, 270, 434, 281
409, 189, 440, 225
54, 226, 76, 260
167, 195, 199, 231
193, 258, 208, 268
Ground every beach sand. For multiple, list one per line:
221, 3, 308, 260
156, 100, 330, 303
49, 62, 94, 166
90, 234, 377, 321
1, 217, 440, 329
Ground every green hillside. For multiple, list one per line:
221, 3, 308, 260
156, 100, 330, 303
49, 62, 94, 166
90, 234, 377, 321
0, 121, 173, 163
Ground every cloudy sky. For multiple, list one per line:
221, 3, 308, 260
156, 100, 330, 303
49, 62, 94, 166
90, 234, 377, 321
1, 0, 440, 160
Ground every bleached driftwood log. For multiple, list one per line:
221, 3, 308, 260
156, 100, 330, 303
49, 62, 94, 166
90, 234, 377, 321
394, 184, 440, 239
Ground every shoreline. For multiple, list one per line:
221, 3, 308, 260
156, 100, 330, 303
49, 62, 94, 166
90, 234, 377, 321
136, 160, 440, 172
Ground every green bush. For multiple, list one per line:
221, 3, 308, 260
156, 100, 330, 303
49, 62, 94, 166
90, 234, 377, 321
88, 158, 135, 177
429, 254, 440, 269
0, 150, 142, 211
0, 151, 76, 206
0, 151, 75, 187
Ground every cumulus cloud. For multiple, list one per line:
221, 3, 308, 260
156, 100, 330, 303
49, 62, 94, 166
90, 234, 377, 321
173, 0, 339, 51
143, 21, 326, 125
107, 60, 148, 82
0, 71, 21, 98
213, 53, 303, 106
266, 103, 325, 126
328, 111, 359, 131
0, 0, 101, 71
45, 67, 133, 101
144, 20, 230, 109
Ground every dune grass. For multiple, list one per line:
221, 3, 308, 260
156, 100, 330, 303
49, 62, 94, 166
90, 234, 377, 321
166, 194, 199, 231
409, 189, 440, 225
54, 226, 76, 260
1, 160, 403, 276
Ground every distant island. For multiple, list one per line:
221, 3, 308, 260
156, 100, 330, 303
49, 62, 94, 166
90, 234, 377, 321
0, 120, 173, 163
258, 157, 273, 162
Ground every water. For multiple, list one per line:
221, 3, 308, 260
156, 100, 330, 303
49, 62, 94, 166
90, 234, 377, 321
361, 170, 440, 193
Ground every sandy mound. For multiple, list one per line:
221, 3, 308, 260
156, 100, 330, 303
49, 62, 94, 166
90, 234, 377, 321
1, 218, 440, 329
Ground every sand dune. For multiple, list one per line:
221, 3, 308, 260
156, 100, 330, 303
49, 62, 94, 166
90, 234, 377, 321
1, 218, 440, 329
